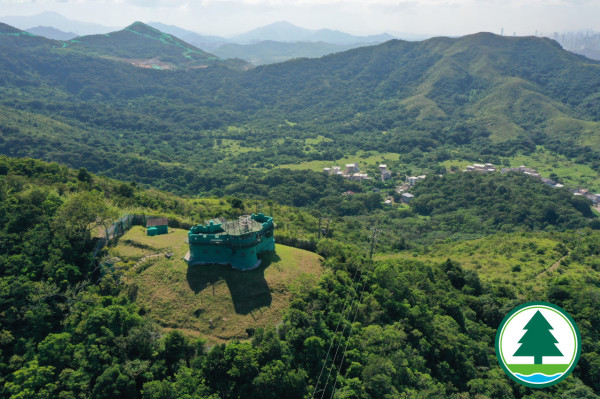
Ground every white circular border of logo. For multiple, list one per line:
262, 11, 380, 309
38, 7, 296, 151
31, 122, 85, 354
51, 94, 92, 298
495, 302, 581, 388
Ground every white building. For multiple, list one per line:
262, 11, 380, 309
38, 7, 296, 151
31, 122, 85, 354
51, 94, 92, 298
380, 164, 392, 181
401, 193, 414, 203
345, 163, 359, 174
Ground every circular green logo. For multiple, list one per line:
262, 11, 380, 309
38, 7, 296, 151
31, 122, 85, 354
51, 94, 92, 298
495, 302, 581, 388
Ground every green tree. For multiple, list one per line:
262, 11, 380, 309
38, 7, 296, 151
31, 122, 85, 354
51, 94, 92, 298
513, 310, 563, 364
91, 365, 136, 399
77, 167, 93, 183
55, 191, 118, 240
4, 360, 57, 399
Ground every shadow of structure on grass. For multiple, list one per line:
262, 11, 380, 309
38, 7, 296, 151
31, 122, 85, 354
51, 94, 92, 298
186, 252, 280, 315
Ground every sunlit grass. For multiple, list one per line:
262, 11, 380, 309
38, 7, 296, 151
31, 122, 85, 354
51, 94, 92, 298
114, 227, 324, 345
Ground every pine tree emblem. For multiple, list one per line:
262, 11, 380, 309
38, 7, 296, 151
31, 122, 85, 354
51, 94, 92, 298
495, 302, 580, 388
513, 310, 563, 364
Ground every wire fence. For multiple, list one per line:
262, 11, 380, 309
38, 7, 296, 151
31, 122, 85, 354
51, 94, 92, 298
91, 213, 319, 268
92, 214, 152, 260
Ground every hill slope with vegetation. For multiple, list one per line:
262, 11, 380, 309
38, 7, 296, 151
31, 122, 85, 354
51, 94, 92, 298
59, 22, 250, 70
1, 157, 600, 397
1, 27, 600, 196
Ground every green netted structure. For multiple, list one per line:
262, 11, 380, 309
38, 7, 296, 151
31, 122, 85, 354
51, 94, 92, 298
147, 217, 168, 236
186, 214, 275, 271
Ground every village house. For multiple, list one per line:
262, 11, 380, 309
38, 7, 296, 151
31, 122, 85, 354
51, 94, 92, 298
323, 163, 371, 181
406, 175, 426, 186
467, 163, 496, 173
380, 164, 392, 181
401, 193, 414, 203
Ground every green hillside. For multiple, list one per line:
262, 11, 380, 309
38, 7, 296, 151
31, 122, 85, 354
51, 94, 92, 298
2, 154, 600, 397
1, 29, 600, 196
212, 40, 362, 65
58, 22, 248, 70
5, 17, 600, 397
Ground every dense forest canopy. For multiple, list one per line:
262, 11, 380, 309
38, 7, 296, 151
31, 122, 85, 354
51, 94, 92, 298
1, 157, 600, 398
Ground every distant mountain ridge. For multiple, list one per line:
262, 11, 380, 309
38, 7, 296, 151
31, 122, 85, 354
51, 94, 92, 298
231, 21, 395, 44
147, 22, 229, 51
0, 11, 116, 35
1, 13, 398, 65
150, 20, 396, 64
26, 26, 78, 40
212, 40, 367, 65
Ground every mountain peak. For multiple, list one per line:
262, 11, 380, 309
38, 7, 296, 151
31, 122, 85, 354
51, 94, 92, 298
124, 21, 158, 33
26, 25, 78, 40
269, 21, 297, 27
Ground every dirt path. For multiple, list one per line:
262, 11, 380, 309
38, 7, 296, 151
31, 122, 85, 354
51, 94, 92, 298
133, 253, 165, 269
537, 254, 567, 278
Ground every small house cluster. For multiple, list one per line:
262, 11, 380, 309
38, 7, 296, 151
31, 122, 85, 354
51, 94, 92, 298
466, 163, 497, 173
323, 163, 370, 182
394, 174, 427, 203
501, 165, 541, 178
323, 163, 394, 182
501, 165, 562, 187
502, 165, 600, 204
572, 188, 600, 204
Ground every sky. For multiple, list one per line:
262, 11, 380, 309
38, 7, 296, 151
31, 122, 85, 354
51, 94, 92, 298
0, 0, 599, 38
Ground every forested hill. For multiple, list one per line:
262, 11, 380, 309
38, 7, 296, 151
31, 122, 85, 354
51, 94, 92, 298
59, 21, 251, 70
0, 22, 249, 70
1, 28, 600, 195
2, 158, 600, 398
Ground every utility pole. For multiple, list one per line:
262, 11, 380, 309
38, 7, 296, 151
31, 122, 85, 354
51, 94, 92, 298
369, 228, 382, 259
318, 217, 322, 239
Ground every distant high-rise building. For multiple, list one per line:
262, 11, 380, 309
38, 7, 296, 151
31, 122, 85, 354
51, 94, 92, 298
501, 27, 504, 36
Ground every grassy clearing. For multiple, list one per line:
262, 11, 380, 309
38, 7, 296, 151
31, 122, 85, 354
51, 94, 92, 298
112, 227, 323, 344
508, 149, 600, 192
441, 147, 600, 192
375, 232, 592, 298
305, 135, 333, 145
217, 139, 262, 156
440, 160, 473, 172
278, 151, 400, 172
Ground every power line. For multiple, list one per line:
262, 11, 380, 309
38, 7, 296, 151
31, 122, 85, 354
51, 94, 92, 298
311, 265, 362, 399
317, 265, 365, 399
329, 273, 368, 398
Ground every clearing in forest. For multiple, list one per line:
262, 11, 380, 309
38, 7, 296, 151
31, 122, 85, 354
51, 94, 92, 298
109, 226, 323, 344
